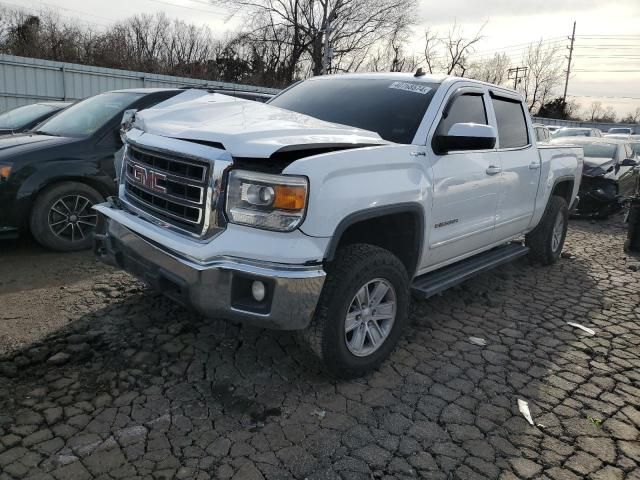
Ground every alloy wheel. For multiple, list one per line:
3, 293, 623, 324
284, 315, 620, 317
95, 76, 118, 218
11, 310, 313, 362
48, 194, 98, 243
344, 278, 397, 357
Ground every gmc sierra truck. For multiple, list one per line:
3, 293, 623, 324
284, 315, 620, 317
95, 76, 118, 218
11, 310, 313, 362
94, 73, 583, 377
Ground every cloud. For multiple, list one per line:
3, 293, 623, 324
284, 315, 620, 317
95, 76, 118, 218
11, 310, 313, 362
416, 0, 636, 24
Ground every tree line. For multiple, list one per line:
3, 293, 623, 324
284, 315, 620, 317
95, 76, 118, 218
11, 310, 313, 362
1, 2, 637, 123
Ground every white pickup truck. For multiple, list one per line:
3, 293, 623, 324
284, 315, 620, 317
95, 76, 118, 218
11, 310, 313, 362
94, 73, 583, 377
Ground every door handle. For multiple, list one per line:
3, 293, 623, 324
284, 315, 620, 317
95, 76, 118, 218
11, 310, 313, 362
529, 162, 541, 169
485, 165, 502, 175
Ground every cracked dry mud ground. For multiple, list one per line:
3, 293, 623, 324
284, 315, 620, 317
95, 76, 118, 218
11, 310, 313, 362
0, 218, 639, 480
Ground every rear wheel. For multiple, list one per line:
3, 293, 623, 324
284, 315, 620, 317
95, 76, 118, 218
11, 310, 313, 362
30, 182, 104, 251
525, 195, 568, 265
300, 244, 410, 378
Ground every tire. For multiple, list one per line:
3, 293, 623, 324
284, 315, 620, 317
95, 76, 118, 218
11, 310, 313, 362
300, 244, 410, 379
525, 195, 569, 265
30, 182, 104, 252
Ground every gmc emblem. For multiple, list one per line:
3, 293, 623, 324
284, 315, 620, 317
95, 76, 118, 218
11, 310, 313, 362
130, 163, 167, 194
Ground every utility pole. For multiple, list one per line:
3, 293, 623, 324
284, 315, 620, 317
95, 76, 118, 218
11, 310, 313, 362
321, 4, 333, 75
508, 66, 528, 90
562, 21, 576, 107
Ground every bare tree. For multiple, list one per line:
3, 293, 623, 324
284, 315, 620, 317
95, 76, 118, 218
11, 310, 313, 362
587, 101, 604, 122
416, 22, 484, 77
215, 0, 417, 82
422, 28, 439, 74
520, 40, 565, 112
620, 107, 640, 124
441, 22, 484, 76
468, 53, 510, 85
364, 24, 417, 73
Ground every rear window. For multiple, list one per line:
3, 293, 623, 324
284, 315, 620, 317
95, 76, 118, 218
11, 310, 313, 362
582, 143, 617, 159
269, 78, 439, 144
492, 97, 529, 148
0, 104, 56, 129
554, 128, 592, 137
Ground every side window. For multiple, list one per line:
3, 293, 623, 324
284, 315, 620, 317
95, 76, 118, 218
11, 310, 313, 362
437, 93, 487, 135
491, 96, 529, 149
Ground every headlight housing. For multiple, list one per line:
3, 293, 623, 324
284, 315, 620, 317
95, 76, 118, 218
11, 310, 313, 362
226, 170, 308, 232
0, 163, 12, 181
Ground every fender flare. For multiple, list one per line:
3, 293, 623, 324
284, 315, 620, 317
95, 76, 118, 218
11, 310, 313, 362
323, 202, 425, 276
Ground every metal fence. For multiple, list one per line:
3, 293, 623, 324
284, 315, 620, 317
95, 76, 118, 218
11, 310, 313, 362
532, 116, 638, 133
0, 54, 280, 112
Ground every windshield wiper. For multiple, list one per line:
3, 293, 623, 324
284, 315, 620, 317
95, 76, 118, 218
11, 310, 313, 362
32, 130, 59, 137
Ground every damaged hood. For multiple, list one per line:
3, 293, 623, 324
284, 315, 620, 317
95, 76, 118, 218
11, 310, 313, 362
131, 93, 388, 158
583, 156, 617, 177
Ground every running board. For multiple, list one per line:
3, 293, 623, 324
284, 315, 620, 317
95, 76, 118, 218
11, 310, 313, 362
411, 243, 529, 299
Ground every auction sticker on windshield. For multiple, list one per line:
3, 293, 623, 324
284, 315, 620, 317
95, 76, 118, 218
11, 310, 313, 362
388, 82, 432, 95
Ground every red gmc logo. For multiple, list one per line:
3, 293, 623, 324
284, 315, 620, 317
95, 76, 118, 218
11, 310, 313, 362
131, 163, 167, 194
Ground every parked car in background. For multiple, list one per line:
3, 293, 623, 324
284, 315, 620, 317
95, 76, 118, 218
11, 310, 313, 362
551, 136, 639, 218
631, 137, 640, 159
546, 125, 561, 134
0, 102, 72, 135
0, 88, 182, 250
533, 123, 552, 143
552, 127, 602, 138
608, 127, 633, 135
95, 72, 583, 377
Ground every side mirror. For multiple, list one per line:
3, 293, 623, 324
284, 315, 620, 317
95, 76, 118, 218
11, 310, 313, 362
433, 123, 497, 155
622, 158, 638, 167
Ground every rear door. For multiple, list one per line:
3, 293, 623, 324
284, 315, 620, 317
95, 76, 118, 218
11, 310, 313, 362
490, 93, 541, 241
426, 85, 501, 266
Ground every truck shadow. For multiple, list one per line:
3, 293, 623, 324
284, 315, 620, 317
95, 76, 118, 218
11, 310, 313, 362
0, 222, 633, 479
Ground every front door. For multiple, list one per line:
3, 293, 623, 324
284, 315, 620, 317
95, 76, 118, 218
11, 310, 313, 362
426, 87, 501, 267
490, 95, 541, 240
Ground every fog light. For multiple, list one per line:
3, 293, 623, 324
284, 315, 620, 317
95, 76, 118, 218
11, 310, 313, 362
251, 281, 266, 302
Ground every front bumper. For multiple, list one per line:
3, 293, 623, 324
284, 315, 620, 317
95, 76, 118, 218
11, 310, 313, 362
95, 218, 326, 330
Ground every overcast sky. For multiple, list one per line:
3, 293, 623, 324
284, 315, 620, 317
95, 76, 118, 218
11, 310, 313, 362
14, 0, 640, 117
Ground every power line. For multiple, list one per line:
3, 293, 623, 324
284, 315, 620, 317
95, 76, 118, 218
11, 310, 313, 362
0, 0, 111, 28
568, 94, 640, 100
573, 70, 640, 73
145, 0, 231, 16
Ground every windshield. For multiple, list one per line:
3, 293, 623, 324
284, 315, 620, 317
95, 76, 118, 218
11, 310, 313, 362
269, 78, 439, 144
609, 128, 631, 134
553, 128, 592, 137
0, 104, 57, 129
36, 92, 142, 138
582, 143, 617, 159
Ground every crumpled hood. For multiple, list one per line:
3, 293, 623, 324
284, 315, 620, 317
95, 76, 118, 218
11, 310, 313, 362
583, 156, 617, 177
132, 93, 388, 158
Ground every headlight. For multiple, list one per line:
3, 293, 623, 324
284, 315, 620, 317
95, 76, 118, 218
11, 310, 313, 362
226, 170, 308, 232
0, 163, 12, 181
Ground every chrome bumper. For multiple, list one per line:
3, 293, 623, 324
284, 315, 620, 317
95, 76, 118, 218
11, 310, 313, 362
94, 219, 326, 330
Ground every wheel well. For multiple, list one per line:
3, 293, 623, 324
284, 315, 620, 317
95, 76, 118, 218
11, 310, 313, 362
552, 179, 574, 204
327, 209, 423, 277
27, 178, 109, 226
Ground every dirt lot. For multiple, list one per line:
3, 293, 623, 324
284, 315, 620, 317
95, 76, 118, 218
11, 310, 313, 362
0, 218, 639, 480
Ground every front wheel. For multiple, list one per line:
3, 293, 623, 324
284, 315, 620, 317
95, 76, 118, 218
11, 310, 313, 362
300, 244, 410, 378
30, 182, 104, 252
525, 195, 569, 265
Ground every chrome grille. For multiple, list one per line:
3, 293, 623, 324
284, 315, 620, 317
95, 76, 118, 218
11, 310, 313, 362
124, 145, 211, 235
